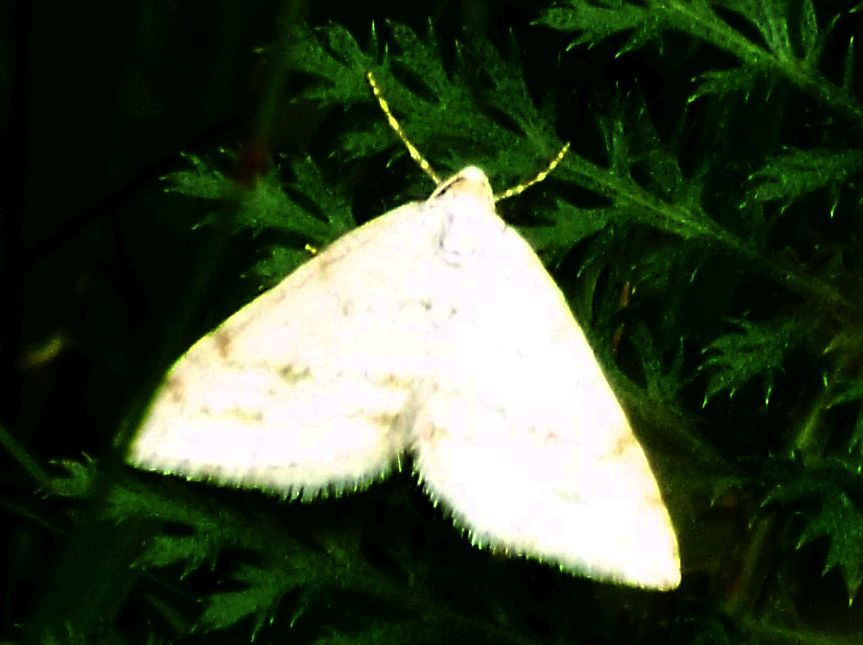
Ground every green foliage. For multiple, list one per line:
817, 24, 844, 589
276, 21, 568, 187
9, 2, 863, 643
165, 152, 355, 284
537, 0, 860, 120
701, 318, 799, 405
537, 1, 665, 55
763, 458, 863, 602
747, 148, 863, 207
830, 376, 863, 457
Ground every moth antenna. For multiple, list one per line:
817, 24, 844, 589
494, 142, 570, 202
366, 71, 441, 185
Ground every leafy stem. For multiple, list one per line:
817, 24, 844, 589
540, 0, 863, 127
662, 0, 862, 125
558, 151, 852, 317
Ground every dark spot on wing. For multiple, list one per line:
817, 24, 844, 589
417, 422, 448, 443
376, 373, 412, 388
165, 375, 185, 402
527, 426, 560, 442
228, 407, 265, 422
316, 244, 351, 277
365, 412, 400, 428
279, 364, 311, 384
609, 433, 636, 458
213, 329, 233, 358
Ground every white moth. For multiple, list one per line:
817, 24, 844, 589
129, 73, 680, 590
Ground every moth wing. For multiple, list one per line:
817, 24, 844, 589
130, 200, 446, 493
413, 203, 680, 589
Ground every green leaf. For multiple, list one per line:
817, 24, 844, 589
518, 199, 611, 259
629, 323, 687, 406
799, 0, 819, 64
843, 36, 856, 91
281, 23, 376, 104
801, 491, 863, 603
689, 66, 763, 101
829, 378, 863, 408
715, 0, 794, 59
45, 458, 97, 498
137, 533, 220, 576
765, 465, 863, 603
161, 152, 355, 286
701, 318, 799, 405
829, 378, 863, 457
747, 149, 863, 206
199, 562, 298, 636
538, 1, 863, 124
549, 92, 722, 245
164, 151, 233, 200
535, 1, 660, 55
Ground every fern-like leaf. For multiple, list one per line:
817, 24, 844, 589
535, 1, 662, 56
747, 149, 863, 207
701, 318, 799, 405
764, 462, 863, 603
198, 561, 299, 636
538, 1, 863, 124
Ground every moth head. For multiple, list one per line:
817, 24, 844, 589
430, 166, 495, 212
